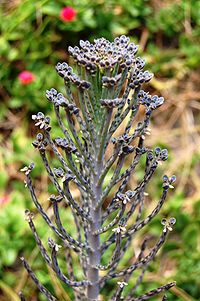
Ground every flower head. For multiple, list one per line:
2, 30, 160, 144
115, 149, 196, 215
18, 71, 35, 85
60, 6, 76, 22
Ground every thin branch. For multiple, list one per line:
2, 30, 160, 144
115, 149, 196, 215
100, 227, 169, 284
63, 181, 92, 222
113, 238, 149, 300
77, 89, 97, 151
97, 107, 113, 162
97, 219, 125, 271
98, 153, 126, 208
125, 282, 176, 301
45, 131, 92, 193
48, 238, 91, 288
52, 201, 70, 238
93, 203, 125, 235
19, 292, 27, 301
39, 150, 91, 222
26, 174, 87, 252
65, 109, 96, 174
25, 210, 52, 267
100, 186, 168, 253
112, 151, 143, 189
124, 188, 168, 238
102, 203, 121, 223
97, 142, 122, 186
20, 257, 58, 301
108, 86, 140, 140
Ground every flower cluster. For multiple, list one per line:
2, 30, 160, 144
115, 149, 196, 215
68, 35, 139, 72
20, 36, 176, 301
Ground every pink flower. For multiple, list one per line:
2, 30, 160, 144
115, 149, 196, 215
18, 71, 35, 85
0, 195, 10, 207
60, 6, 77, 22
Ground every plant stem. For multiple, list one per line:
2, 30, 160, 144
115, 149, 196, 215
86, 161, 102, 300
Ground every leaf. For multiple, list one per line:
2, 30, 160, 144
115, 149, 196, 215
9, 98, 23, 108
81, 9, 96, 28
41, 4, 61, 16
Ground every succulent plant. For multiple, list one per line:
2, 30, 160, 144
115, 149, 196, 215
20, 35, 176, 301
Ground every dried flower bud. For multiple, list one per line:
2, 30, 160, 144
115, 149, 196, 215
155, 147, 161, 155
160, 149, 168, 161
161, 218, 167, 226
68, 36, 139, 73
162, 175, 169, 189
36, 133, 43, 141
162, 175, 169, 182
48, 237, 55, 249
46, 89, 68, 107
135, 57, 146, 69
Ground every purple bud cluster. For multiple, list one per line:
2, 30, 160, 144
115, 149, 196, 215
68, 35, 139, 72
32, 133, 48, 152
55, 62, 73, 78
102, 74, 121, 87
154, 147, 168, 161
138, 90, 164, 111
162, 174, 176, 189
129, 70, 153, 88
54, 167, 75, 182
46, 89, 79, 114
46, 88, 68, 107
101, 98, 123, 108
55, 62, 91, 89
54, 137, 77, 154
112, 133, 131, 145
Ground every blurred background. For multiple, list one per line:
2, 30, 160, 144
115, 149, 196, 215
0, 0, 200, 300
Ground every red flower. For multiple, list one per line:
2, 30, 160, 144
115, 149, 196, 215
60, 6, 76, 22
18, 71, 35, 85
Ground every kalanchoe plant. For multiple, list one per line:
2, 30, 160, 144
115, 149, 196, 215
20, 36, 176, 301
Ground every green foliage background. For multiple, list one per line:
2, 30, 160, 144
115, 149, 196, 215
0, 0, 200, 300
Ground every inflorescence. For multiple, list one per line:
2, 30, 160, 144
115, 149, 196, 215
20, 35, 176, 301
